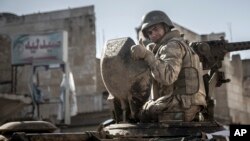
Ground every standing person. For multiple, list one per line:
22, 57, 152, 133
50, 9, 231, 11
131, 10, 206, 122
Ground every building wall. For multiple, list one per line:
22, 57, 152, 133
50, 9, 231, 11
230, 55, 250, 124
214, 54, 250, 124
201, 32, 225, 41
0, 35, 12, 93
213, 54, 231, 124
173, 22, 201, 42
242, 60, 250, 123
0, 6, 102, 120
242, 59, 250, 97
96, 59, 106, 93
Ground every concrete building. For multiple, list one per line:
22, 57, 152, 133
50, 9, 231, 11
0, 6, 106, 123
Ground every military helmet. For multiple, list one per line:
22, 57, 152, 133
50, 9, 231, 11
141, 10, 174, 33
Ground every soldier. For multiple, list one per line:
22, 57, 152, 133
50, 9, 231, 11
131, 10, 207, 122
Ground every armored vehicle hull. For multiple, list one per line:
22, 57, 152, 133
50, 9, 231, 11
0, 120, 228, 141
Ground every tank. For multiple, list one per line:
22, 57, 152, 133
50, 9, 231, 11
2, 37, 250, 141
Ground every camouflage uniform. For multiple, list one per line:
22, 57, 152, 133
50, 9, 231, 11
131, 10, 207, 122
139, 30, 207, 122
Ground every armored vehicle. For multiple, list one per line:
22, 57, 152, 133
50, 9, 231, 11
1, 37, 250, 141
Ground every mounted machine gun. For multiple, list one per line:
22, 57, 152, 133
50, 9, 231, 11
190, 39, 250, 120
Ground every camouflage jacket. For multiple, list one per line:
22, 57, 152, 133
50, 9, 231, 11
147, 30, 206, 108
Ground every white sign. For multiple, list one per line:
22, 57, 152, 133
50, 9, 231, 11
11, 31, 68, 65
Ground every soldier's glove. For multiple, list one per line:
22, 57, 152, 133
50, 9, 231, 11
131, 44, 156, 66
131, 44, 147, 60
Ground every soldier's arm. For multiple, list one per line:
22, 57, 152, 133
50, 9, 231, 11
146, 42, 185, 85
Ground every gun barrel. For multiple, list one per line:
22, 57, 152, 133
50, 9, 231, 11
225, 41, 250, 52
191, 40, 250, 70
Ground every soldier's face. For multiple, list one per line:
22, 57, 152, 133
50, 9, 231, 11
146, 24, 166, 43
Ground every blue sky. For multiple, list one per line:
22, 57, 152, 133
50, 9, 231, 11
1, 0, 250, 58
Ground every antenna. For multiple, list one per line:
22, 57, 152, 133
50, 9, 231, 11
227, 22, 233, 42
102, 29, 105, 46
